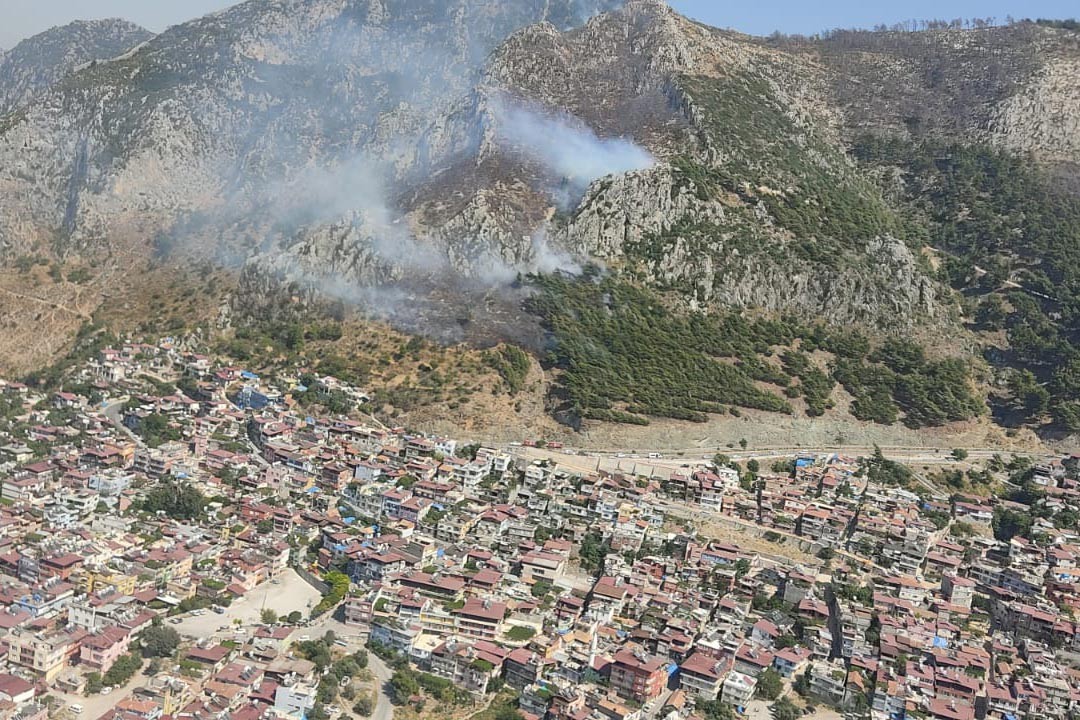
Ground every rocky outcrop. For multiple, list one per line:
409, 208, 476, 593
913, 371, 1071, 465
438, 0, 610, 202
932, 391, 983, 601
0, 1, 1079, 338
0, 19, 152, 115
0, 0, 621, 257
991, 55, 1080, 166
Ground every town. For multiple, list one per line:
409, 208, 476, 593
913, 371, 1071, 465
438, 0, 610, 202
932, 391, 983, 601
0, 337, 1075, 720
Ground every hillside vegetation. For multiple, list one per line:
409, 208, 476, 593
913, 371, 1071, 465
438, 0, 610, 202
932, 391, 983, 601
854, 137, 1080, 430
526, 274, 982, 429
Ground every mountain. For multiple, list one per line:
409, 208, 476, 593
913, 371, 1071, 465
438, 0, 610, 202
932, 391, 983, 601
0, 0, 620, 257
0, 19, 153, 115
2, 0, 1080, 436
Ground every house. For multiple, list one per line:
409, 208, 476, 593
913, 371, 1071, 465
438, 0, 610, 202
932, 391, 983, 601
928, 698, 977, 720
274, 678, 316, 718
0, 673, 34, 705
610, 648, 669, 703
184, 645, 232, 673
678, 652, 728, 700
734, 645, 775, 678
722, 672, 757, 708
454, 598, 506, 641
519, 551, 566, 583
6, 630, 73, 682
772, 647, 812, 678
79, 627, 132, 672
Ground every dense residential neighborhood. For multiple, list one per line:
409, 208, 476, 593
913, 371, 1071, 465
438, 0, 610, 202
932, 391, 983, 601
0, 338, 1076, 720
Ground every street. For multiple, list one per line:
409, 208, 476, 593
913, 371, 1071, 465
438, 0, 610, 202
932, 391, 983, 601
512, 444, 1042, 480
49, 665, 152, 720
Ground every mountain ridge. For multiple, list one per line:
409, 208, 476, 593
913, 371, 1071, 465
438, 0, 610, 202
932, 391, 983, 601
0, 18, 153, 116
2, 1, 1080, 437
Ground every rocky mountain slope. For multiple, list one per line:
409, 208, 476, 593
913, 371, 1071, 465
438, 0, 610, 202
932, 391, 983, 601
2, 0, 1080, 433
0, 19, 153, 115
238, 2, 1080, 329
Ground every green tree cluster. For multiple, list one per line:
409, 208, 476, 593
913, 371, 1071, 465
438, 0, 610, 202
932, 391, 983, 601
140, 625, 181, 658
312, 571, 350, 616
141, 480, 207, 521
855, 136, 1080, 430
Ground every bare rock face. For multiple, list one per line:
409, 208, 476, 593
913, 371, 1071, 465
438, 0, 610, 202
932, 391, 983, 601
0, 0, 622, 257
557, 167, 724, 259
991, 55, 1080, 167
0, 19, 153, 115
0, 0, 1079, 337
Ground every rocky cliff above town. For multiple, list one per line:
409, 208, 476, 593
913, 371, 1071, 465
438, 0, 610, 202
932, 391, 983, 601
1, 0, 1079, 370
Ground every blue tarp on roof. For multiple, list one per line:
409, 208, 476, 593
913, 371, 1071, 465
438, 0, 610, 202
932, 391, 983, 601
933, 636, 948, 648
795, 458, 814, 467
241, 371, 259, 380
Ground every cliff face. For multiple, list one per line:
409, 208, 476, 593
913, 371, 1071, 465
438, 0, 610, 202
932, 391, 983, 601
0, 0, 1079, 348
0, 0, 621, 256
0, 19, 153, 115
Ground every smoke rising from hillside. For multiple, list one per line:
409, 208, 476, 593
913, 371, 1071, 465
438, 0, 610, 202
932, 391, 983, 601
264, 155, 447, 274
489, 95, 655, 206
222, 4, 639, 337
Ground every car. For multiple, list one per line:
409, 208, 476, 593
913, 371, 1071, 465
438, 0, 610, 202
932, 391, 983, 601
271, 579, 281, 584
169, 618, 183, 624
212, 606, 226, 614
70, 705, 83, 715
334, 639, 348, 647
299, 634, 311, 641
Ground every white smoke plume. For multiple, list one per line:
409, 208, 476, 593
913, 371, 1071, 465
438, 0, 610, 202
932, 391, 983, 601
488, 94, 654, 207
263, 154, 447, 275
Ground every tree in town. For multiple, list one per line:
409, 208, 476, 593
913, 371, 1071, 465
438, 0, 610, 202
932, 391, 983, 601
389, 669, 419, 704
771, 696, 801, 720
140, 626, 181, 659
353, 694, 375, 716
141, 480, 207, 521
756, 668, 784, 700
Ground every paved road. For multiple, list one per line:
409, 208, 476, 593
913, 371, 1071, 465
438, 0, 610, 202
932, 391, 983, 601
512, 445, 1043, 479
50, 665, 151, 720
369, 649, 394, 720
100, 396, 143, 446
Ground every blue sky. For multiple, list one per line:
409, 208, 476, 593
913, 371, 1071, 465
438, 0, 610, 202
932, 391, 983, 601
0, 0, 1075, 49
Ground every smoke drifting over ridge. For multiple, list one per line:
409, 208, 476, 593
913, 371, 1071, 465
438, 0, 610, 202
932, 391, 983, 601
264, 155, 447, 275
199, 0, 652, 340
488, 94, 656, 208
257, 92, 653, 291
